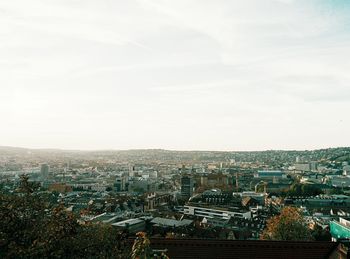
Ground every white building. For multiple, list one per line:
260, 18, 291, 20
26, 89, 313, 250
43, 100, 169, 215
183, 205, 251, 220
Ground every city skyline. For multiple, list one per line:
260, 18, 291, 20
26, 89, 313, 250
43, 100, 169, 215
1, 0, 350, 151
0, 144, 348, 153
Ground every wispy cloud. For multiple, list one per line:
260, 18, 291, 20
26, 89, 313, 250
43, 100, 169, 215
0, 0, 349, 150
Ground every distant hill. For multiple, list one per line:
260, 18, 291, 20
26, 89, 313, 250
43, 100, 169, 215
0, 146, 349, 164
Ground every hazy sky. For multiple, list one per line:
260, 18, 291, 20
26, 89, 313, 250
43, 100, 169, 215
0, 0, 349, 151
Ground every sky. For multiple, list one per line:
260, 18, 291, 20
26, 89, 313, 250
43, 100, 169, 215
0, 0, 349, 151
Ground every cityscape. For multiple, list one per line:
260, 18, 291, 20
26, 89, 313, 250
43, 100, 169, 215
1, 146, 350, 258
1, 0, 350, 258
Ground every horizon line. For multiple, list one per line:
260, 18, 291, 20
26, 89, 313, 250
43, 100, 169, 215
0, 145, 349, 153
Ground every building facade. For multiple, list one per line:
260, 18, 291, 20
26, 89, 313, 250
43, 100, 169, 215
181, 176, 194, 199
183, 205, 251, 220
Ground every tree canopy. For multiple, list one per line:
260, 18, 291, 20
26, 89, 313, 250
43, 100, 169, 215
287, 183, 323, 197
0, 175, 128, 258
131, 232, 169, 259
261, 207, 313, 241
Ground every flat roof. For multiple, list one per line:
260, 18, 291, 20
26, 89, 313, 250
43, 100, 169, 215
151, 217, 193, 227
185, 204, 250, 213
111, 218, 144, 227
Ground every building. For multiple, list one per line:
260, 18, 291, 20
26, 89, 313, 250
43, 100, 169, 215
181, 175, 194, 199
329, 176, 350, 188
266, 182, 291, 193
127, 239, 347, 259
183, 204, 251, 220
284, 195, 350, 207
144, 192, 172, 211
48, 183, 72, 193
90, 212, 122, 224
149, 171, 158, 179
310, 162, 318, 172
207, 173, 229, 187
233, 191, 267, 205
192, 189, 234, 205
40, 163, 50, 179
129, 178, 155, 193
115, 174, 127, 192
128, 164, 135, 177
254, 170, 286, 179
112, 218, 145, 233
294, 162, 318, 172
330, 217, 350, 241
150, 217, 193, 228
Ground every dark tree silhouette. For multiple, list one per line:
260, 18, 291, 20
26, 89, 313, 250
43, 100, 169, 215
0, 175, 128, 258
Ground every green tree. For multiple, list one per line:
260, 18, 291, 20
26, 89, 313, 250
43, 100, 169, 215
288, 183, 323, 197
261, 207, 313, 241
311, 225, 331, 241
131, 232, 169, 259
131, 232, 152, 259
0, 175, 128, 258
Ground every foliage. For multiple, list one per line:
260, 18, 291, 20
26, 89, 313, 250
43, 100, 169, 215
311, 225, 331, 241
0, 175, 128, 259
131, 232, 169, 259
132, 187, 146, 194
131, 232, 152, 259
287, 183, 323, 197
328, 188, 344, 195
261, 207, 313, 241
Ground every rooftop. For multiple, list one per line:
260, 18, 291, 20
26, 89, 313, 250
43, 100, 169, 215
151, 217, 193, 227
185, 203, 250, 213
127, 238, 344, 259
111, 218, 144, 227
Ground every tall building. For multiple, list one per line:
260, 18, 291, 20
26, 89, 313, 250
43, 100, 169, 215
181, 175, 194, 199
115, 173, 127, 191
40, 163, 50, 180
128, 164, 135, 177
310, 161, 318, 172
294, 162, 318, 172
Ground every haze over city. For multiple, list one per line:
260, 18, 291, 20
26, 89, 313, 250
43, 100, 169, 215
1, 0, 349, 151
2, 1, 350, 258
